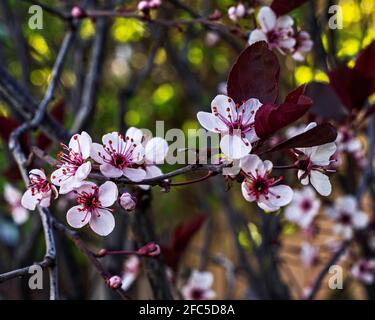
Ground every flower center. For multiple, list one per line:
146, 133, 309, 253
112, 153, 129, 168
29, 174, 51, 195
301, 199, 312, 211
191, 288, 204, 300
77, 190, 100, 212
339, 212, 352, 225
267, 30, 280, 45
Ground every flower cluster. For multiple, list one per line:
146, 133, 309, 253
249, 6, 313, 61
20, 128, 168, 236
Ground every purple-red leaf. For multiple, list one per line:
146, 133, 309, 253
306, 82, 348, 122
329, 65, 372, 111
227, 42, 280, 105
162, 214, 207, 271
354, 40, 375, 92
0, 116, 29, 152
271, 0, 309, 15
254, 86, 312, 138
261, 123, 337, 154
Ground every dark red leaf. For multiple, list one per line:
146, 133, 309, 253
306, 82, 348, 122
254, 86, 312, 138
261, 123, 337, 154
354, 41, 375, 92
328, 65, 373, 111
37, 100, 66, 149
162, 214, 207, 271
227, 42, 280, 105
271, 0, 309, 15
284, 85, 306, 104
0, 116, 29, 152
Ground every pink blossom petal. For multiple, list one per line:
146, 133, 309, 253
129, 144, 145, 164
310, 170, 331, 196
278, 38, 296, 50
220, 134, 251, 159
30, 169, 46, 179
100, 163, 124, 178
310, 142, 336, 165
123, 167, 146, 182
240, 154, 261, 174
98, 181, 118, 207
69, 131, 92, 159
241, 182, 257, 202
102, 132, 125, 153
89, 208, 115, 236
21, 189, 39, 210
276, 15, 294, 29
248, 29, 267, 45
90, 143, 108, 164
75, 182, 97, 194
39, 190, 52, 207
12, 207, 29, 225
126, 127, 143, 143
353, 212, 369, 229
267, 185, 294, 207
258, 7, 277, 32
145, 137, 168, 164
197, 112, 227, 132
211, 95, 236, 121
75, 162, 92, 181
4, 184, 22, 206
67, 205, 90, 228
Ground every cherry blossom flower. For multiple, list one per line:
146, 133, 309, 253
67, 181, 118, 236
284, 187, 320, 229
248, 6, 295, 54
228, 3, 245, 22
292, 31, 313, 61
351, 259, 375, 284
90, 128, 146, 181
120, 192, 137, 211
326, 195, 369, 239
138, 136, 168, 190
295, 122, 337, 196
300, 241, 319, 267
4, 184, 29, 225
121, 255, 140, 291
181, 270, 216, 300
240, 154, 293, 212
197, 95, 262, 159
21, 169, 57, 210
51, 131, 92, 194
336, 127, 362, 154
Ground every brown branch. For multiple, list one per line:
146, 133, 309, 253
0, 258, 54, 284
8, 30, 76, 300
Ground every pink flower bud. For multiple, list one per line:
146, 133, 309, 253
96, 248, 108, 257
137, 242, 161, 257
71, 6, 86, 19
107, 275, 122, 289
120, 193, 137, 212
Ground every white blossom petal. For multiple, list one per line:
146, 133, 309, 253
123, 167, 146, 182
220, 134, 251, 159
89, 208, 115, 236
67, 205, 90, 228
98, 181, 118, 207
310, 170, 331, 196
